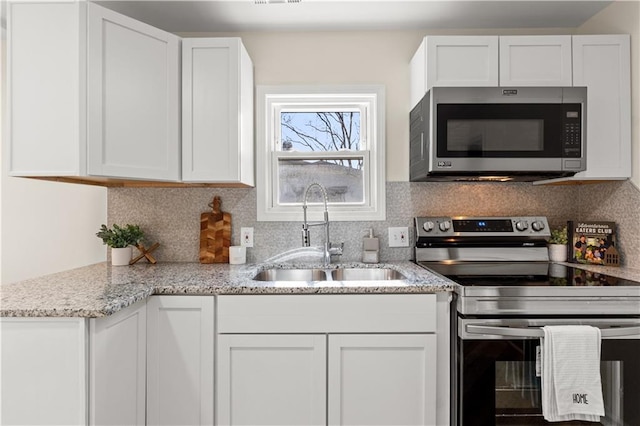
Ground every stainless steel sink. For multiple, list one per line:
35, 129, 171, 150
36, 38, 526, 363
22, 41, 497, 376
331, 268, 406, 281
252, 268, 328, 281
252, 267, 407, 282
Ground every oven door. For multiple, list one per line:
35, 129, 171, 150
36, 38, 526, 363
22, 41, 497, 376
456, 318, 640, 426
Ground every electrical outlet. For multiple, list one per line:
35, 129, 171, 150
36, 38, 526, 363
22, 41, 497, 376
241, 227, 254, 248
388, 227, 409, 247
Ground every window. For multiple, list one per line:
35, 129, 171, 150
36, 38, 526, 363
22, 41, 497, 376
256, 85, 386, 221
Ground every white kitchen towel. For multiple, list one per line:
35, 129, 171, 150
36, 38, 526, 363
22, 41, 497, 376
541, 325, 605, 422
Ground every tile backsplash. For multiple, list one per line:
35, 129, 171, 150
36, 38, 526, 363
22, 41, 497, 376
108, 180, 639, 266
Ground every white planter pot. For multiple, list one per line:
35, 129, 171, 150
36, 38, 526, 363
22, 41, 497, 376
548, 244, 567, 262
111, 246, 132, 266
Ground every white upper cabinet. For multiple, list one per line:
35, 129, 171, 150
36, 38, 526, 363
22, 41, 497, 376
410, 36, 499, 106
182, 38, 254, 185
571, 35, 631, 180
410, 33, 631, 183
8, 2, 180, 182
499, 35, 573, 86
7, 1, 87, 176
87, 4, 180, 181
410, 35, 572, 105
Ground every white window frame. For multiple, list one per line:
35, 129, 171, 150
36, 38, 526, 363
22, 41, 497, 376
256, 85, 386, 222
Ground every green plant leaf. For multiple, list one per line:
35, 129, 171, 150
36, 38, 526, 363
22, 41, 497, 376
96, 224, 144, 248
549, 225, 568, 245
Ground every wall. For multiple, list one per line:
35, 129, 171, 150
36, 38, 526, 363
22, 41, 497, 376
0, 12, 107, 285
108, 182, 580, 264
577, 180, 640, 266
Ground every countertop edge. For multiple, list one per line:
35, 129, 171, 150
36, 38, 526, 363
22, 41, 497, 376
0, 261, 454, 318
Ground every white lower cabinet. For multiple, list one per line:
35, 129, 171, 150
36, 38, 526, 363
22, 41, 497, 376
217, 334, 327, 425
217, 294, 441, 426
90, 299, 147, 426
328, 334, 437, 426
1, 293, 447, 426
1, 317, 88, 426
146, 296, 215, 426
0, 300, 147, 426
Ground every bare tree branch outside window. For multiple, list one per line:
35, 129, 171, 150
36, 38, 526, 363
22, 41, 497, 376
281, 112, 362, 170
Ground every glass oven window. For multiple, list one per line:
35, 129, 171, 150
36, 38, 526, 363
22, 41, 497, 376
459, 339, 639, 426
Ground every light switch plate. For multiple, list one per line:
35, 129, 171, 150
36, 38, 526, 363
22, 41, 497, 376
388, 227, 409, 247
241, 227, 254, 247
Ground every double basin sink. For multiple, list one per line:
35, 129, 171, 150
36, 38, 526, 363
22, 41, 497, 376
253, 267, 406, 282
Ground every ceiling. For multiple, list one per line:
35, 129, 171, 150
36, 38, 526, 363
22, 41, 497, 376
95, 0, 613, 33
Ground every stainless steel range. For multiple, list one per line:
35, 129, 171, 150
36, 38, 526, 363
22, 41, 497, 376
414, 216, 640, 426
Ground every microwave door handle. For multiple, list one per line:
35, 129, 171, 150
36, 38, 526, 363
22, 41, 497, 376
465, 324, 640, 339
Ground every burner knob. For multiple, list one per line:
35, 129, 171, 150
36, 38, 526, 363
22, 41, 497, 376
531, 221, 545, 232
422, 221, 435, 232
439, 221, 451, 232
515, 221, 528, 231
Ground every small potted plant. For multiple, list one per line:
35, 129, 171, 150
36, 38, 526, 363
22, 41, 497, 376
96, 224, 144, 266
548, 225, 568, 262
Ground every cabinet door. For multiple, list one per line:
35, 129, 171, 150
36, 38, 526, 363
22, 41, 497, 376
1, 318, 88, 426
90, 300, 146, 426
499, 36, 572, 86
409, 37, 428, 107
328, 334, 437, 426
217, 334, 326, 426
7, 1, 86, 176
182, 38, 254, 185
87, 3, 180, 181
425, 36, 499, 90
146, 296, 215, 426
572, 35, 631, 179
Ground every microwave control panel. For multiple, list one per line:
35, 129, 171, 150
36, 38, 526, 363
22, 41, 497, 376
562, 105, 582, 158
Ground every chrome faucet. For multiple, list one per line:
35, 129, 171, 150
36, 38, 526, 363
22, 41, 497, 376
301, 183, 343, 265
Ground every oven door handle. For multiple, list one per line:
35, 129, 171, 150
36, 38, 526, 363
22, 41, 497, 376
466, 324, 640, 338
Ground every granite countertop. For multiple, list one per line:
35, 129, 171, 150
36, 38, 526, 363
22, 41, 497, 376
556, 262, 640, 283
0, 261, 454, 318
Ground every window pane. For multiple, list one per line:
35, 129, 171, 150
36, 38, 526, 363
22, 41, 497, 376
278, 158, 364, 204
281, 112, 361, 152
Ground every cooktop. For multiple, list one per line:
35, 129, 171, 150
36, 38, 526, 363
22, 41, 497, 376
420, 261, 640, 288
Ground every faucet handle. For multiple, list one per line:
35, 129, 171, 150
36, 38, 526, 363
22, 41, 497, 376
302, 224, 310, 247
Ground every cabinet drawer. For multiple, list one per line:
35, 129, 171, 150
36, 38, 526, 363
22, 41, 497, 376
217, 294, 436, 333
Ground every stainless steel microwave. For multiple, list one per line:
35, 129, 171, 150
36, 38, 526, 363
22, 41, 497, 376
410, 86, 587, 182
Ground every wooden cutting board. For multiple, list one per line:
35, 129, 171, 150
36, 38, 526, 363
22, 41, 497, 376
199, 196, 231, 263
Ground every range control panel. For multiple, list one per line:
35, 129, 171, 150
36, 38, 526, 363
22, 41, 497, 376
415, 216, 551, 240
